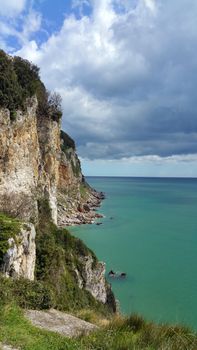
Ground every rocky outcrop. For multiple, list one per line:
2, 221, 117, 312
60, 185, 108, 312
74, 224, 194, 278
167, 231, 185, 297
25, 309, 98, 338
0, 101, 103, 227
0, 98, 40, 222
1, 223, 36, 280
0, 54, 114, 309
0, 97, 60, 224
57, 131, 105, 226
75, 255, 107, 304
0, 344, 19, 350
74, 254, 116, 311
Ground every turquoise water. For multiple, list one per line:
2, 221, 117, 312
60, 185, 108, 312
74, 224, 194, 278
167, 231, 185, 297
70, 177, 197, 330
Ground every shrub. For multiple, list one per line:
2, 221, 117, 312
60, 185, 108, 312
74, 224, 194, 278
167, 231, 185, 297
34, 199, 111, 315
0, 275, 53, 309
60, 130, 76, 150
0, 212, 21, 265
0, 50, 23, 117
0, 49, 62, 121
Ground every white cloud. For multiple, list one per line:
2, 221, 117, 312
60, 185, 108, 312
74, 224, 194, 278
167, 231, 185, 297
144, 0, 156, 13
122, 154, 197, 164
20, 10, 42, 43
81, 154, 197, 177
13, 0, 197, 162
0, 0, 27, 17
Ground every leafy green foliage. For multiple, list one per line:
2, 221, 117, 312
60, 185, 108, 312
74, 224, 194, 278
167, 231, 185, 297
0, 275, 52, 309
0, 50, 62, 121
0, 213, 21, 265
35, 222, 105, 313
60, 130, 76, 150
60, 131, 81, 177
0, 50, 23, 118
34, 198, 109, 314
13, 56, 41, 100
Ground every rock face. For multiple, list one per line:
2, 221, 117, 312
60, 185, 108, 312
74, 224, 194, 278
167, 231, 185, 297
75, 255, 108, 304
25, 309, 98, 338
1, 223, 36, 280
0, 98, 113, 307
0, 101, 103, 227
0, 98, 40, 222
57, 132, 104, 226
0, 97, 60, 225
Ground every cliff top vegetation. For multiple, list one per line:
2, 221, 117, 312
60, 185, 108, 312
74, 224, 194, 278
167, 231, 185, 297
0, 49, 62, 120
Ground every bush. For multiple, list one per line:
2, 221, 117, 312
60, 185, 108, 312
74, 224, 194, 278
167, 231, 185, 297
34, 199, 110, 315
0, 212, 21, 265
0, 275, 53, 309
0, 50, 23, 117
0, 49, 62, 121
60, 130, 76, 150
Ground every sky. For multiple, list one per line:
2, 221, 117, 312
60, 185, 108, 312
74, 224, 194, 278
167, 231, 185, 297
0, 0, 197, 177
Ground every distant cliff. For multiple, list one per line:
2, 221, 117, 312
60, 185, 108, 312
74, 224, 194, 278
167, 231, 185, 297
0, 50, 116, 313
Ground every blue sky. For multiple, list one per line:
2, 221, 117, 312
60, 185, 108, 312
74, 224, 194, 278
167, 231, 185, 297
0, 0, 197, 177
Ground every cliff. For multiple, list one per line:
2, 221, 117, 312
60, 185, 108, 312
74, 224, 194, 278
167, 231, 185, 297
0, 98, 103, 227
0, 50, 115, 313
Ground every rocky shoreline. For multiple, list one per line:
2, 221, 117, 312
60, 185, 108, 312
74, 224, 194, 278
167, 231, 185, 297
58, 188, 105, 227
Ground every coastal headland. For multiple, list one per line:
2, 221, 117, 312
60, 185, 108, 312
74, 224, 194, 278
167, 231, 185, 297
0, 50, 196, 350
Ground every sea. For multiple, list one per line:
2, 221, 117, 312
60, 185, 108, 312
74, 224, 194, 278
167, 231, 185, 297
70, 177, 197, 330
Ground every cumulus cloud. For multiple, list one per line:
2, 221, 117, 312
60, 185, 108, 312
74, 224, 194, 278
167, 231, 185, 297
13, 0, 197, 161
20, 10, 42, 43
144, 0, 156, 14
0, 0, 27, 17
0, 0, 42, 52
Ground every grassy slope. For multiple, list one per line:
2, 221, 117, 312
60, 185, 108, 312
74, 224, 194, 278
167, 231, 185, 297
0, 304, 197, 350
0, 212, 197, 349
35, 201, 111, 315
0, 304, 79, 350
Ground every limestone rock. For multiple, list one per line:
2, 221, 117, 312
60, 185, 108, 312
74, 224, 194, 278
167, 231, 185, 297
25, 309, 98, 338
0, 96, 115, 308
1, 223, 36, 280
0, 344, 19, 350
75, 255, 107, 304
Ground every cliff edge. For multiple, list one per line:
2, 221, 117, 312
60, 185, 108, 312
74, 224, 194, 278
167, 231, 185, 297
0, 50, 116, 314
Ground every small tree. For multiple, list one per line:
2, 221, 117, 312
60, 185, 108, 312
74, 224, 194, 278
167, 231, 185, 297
48, 92, 63, 121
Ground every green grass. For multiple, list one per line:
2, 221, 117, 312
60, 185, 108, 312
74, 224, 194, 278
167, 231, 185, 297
1, 206, 197, 349
0, 304, 196, 350
0, 203, 112, 316
0, 304, 80, 350
81, 314, 197, 350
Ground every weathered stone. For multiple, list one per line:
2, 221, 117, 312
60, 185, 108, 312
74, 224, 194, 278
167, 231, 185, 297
0, 98, 115, 308
25, 309, 98, 338
1, 223, 36, 280
0, 98, 60, 224
75, 255, 107, 304
0, 344, 19, 350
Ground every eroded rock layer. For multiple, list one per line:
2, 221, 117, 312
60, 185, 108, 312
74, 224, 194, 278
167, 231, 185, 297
0, 96, 115, 310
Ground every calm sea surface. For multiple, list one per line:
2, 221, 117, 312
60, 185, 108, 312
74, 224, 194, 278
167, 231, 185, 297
70, 177, 197, 330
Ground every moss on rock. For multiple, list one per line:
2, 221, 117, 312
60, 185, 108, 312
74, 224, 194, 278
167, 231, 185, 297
0, 213, 21, 265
